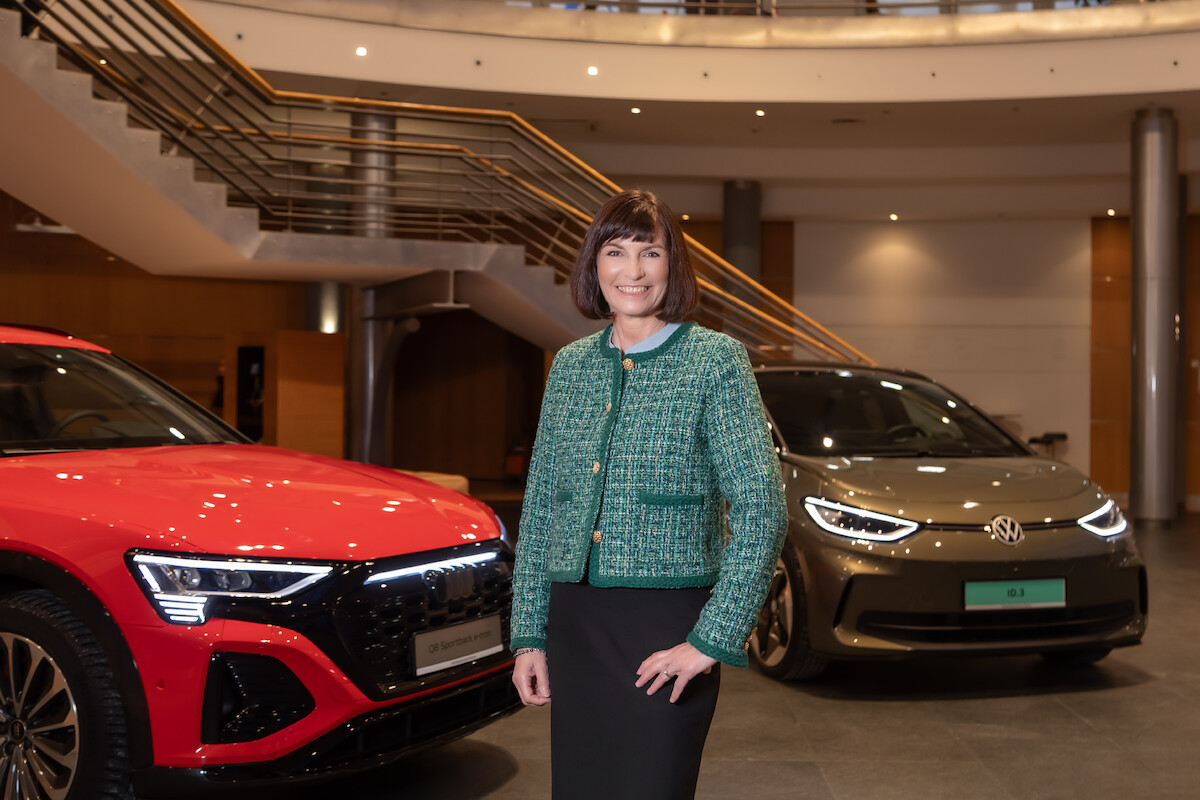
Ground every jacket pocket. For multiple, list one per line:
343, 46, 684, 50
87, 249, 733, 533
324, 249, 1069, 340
637, 491, 705, 507
553, 489, 574, 503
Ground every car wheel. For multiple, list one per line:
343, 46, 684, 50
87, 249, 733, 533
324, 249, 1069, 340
748, 547, 829, 681
0, 590, 133, 800
1040, 646, 1112, 667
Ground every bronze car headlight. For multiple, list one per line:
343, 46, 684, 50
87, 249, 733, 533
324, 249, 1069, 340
129, 552, 334, 624
803, 497, 920, 542
1077, 499, 1129, 538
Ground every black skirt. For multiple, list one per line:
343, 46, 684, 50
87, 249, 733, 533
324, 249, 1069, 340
547, 581, 721, 800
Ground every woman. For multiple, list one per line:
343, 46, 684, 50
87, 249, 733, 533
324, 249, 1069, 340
510, 189, 787, 799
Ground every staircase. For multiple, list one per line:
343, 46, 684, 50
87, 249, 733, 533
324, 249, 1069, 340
0, 0, 867, 361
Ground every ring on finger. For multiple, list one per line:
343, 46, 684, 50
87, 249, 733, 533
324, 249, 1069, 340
662, 670, 672, 678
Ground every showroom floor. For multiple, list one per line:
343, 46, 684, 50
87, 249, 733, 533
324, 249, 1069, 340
243, 515, 1200, 800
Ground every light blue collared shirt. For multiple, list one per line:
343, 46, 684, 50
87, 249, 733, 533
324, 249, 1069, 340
608, 322, 681, 355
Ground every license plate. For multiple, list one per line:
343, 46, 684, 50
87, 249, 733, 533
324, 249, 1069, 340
963, 578, 1066, 610
413, 615, 504, 676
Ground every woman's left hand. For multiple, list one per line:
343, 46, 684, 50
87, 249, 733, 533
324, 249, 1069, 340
635, 642, 718, 704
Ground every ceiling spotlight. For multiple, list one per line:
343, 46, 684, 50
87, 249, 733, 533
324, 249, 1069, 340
631, 107, 641, 114
755, 109, 765, 117
1107, 209, 1116, 216
889, 213, 899, 221
681, 214, 690, 221
355, 46, 367, 57
587, 66, 599, 76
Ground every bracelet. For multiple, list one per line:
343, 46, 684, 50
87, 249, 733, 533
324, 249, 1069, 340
513, 647, 544, 657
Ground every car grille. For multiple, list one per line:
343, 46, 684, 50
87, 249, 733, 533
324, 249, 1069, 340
857, 601, 1137, 645
331, 543, 514, 699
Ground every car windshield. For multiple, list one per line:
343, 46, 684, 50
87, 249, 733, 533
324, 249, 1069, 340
0, 343, 244, 455
756, 369, 1028, 458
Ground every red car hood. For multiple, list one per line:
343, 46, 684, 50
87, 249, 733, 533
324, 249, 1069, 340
0, 444, 498, 561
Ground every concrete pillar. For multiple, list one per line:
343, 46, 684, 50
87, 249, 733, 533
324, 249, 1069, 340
346, 112, 394, 464
345, 286, 380, 464
722, 179, 762, 284
351, 112, 394, 237
1130, 108, 1182, 521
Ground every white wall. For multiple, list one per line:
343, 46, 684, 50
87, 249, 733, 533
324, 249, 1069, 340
793, 218, 1091, 471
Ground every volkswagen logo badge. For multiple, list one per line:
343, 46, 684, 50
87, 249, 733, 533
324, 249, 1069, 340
990, 515, 1024, 546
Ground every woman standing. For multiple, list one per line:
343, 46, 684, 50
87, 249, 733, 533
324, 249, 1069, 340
510, 189, 787, 799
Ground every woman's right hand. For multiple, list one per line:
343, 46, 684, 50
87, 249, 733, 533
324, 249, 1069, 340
512, 650, 551, 706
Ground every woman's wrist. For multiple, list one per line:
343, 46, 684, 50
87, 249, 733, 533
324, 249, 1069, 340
513, 647, 545, 657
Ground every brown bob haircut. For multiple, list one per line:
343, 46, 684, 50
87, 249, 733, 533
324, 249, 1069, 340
570, 189, 698, 322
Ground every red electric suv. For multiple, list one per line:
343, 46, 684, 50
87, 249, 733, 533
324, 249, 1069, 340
0, 324, 520, 798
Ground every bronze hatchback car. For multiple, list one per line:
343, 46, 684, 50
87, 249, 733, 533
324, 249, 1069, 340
749, 364, 1147, 680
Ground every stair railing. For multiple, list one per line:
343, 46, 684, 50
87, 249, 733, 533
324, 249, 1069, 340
12, 0, 872, 363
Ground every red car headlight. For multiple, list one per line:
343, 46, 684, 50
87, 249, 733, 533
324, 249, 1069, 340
128, 552, 333, 624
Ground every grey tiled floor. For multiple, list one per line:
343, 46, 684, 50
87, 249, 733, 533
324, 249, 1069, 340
251, 517, 1199, 800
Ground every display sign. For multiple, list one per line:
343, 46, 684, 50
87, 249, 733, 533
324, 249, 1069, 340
413, 615, 503, 676
964, 578, 1066, 610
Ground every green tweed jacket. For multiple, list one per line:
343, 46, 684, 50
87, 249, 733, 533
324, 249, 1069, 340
509, 322, 788, 666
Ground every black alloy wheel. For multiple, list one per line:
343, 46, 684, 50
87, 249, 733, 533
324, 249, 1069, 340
748, 547, 829, 681
0, 590, 132, 800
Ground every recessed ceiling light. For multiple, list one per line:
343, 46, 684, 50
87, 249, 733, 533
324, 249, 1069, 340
587, 66, 599, 76
1107, 209, 1116, 216
631, 107, 641, 114
355, 46, 367, 57
755, 109, 765, 117
889, 213, 899, 221
681, 214, 690, 221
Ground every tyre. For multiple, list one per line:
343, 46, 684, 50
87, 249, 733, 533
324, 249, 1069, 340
0, 589, 132, 800
748, 547, 829, 681
1040, 646, 1112, 667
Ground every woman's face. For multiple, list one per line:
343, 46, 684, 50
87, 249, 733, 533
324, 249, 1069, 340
595, 232, 670, 324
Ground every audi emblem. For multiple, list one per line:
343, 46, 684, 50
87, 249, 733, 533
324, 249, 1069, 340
990, 515, 1024, 546
423, 564, 478, 603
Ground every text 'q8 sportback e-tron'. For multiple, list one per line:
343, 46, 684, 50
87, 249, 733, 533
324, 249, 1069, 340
0, 324, 521, 799
748, 363, 1147, 681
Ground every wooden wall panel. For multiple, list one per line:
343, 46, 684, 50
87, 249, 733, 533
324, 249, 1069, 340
0, 192, 308, 411
390, 310, 543, 481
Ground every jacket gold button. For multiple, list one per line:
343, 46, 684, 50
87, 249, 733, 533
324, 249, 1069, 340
592, 530, 603, 543
592, 461, 600, 473
605, 402, 612, 413
622, 358, 634, 371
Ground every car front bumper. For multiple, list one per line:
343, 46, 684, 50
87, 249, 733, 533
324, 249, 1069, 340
132, 664, 520, 796
798, 524, 1148, 658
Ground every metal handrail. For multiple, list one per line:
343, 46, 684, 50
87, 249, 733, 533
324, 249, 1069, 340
13, 0, 873, 363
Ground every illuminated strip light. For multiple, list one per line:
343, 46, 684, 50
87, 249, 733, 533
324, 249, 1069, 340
804, 497, 920, 542
1077, 499, 1128, 537
365, 551, 499, 584
131, 554, 332, 598
154, 594, 208, 624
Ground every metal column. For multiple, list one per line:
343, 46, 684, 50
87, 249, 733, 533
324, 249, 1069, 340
346, 113, 394, 464
1130, 108, 1182, 521
722, 179, 762, 289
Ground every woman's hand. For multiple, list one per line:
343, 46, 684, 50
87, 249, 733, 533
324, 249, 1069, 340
512, 650, 551, 706
635, 642, 718, 704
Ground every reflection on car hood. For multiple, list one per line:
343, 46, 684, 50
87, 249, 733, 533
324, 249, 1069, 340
801, 455, 1097, 520
0, 444, 497, 560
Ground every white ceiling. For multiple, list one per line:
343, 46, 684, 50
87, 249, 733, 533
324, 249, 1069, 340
262, 71, 1200, 150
